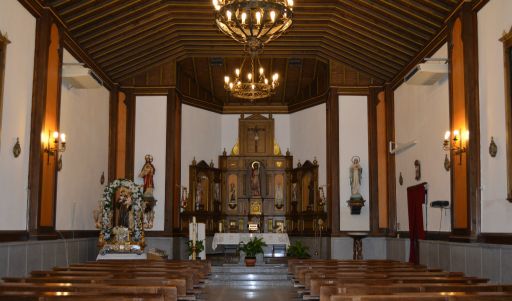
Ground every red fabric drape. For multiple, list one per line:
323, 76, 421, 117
407, 183, 426, 264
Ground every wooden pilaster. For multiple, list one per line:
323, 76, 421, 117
167, 88, 181, 233
326, 87, 340, 235
447, 2, 481, 238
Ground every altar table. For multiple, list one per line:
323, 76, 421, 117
212, 233, 290, 250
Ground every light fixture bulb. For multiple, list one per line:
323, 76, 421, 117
255, 11, 261, 25
251, 84, 255, 90
229, 82, 234, 89
270, 10, 276, 22
53, 131, 59, 140
453, 129, 460, 138
60, 133, 66, 143
224, 76, 230, 84
226, 10, 232, 21
212, 0, 220, 10
247, 73, 252, 80
241, 12, 247, 24
264, 78, 269, 84
259, 67, 264, 75
235, 68, 240, 76
444, 131, 450, 140
463, 130, 469, 141
287, 0, 294, 6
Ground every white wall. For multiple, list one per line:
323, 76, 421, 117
290, 104, 327, 187
339, 96, 370, 231
478, 0, 512, 233
56, 86, 109, 230
134, 96, 167, 231
394, 44, 451, 232
0, 0, 36, 230
181, 104, 222, 188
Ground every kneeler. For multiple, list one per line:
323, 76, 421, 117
407, 183, 426, 264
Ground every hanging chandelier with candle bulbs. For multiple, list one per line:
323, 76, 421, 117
224, 52, 279, 100
212, 0, 294, 52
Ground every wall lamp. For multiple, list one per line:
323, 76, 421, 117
42, 130, 66, 164
443, 129, 468, 165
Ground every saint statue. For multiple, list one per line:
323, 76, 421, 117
138, 154, 155, 198
349, 156, 363, 198
275, 182, 284, 209
115, 186, 133, 228
308, 178, 315, 205
250, 161, 261, 197
196, 181, 203, 211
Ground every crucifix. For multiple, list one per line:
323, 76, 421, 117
248, 125, 265, 152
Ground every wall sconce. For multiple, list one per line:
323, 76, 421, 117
42, 130, 66, 164
443, 129, 468, 165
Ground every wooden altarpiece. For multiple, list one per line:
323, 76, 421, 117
179, 114, 327, 235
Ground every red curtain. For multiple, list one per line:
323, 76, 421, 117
407, 183, 426, 264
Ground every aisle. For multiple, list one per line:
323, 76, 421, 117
199, 264, 300, 301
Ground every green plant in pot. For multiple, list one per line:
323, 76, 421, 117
239, 237, 267, 266
187, 240, 205, 260
286, 241, 311, 259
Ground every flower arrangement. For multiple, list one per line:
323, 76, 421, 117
99, 179, 144, 247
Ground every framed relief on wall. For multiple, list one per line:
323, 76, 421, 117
0, 32, 10, 148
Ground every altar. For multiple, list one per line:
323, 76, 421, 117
212, 233, 290, 250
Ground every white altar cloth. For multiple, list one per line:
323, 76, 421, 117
212, 233, 290, 250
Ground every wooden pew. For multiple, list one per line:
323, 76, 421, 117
329, 292, 512, 301
0, 282, 177, 301
320, 283, 512, 301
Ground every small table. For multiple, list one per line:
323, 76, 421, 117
347, 232, 368, 260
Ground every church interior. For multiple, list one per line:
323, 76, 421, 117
2, 0, 512, 300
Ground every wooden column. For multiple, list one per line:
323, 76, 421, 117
367, 87, 380, 234
108, 86, 119, 182
385, 84, 397, 235
447, 2, 481, 238
326, 87, 340, 235
167, 88, 181, 233
124, 92, 136, 180
27, 11, 63, 237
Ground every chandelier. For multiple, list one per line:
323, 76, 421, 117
213, 0, 294, 51
224, 52, 279, 100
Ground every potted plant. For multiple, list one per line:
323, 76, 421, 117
239, 237, 267, 266
286, 241, 311, 259
187, 240, 205, 260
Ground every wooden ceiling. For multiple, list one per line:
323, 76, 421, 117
43, 0, 462, 107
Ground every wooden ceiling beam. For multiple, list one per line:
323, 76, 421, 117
67, 0, 150, 31
393, 0, 446, 21
96, 30, 403, 74
78, 10, 168, 45
378, 0, 444, 28
329, 2, 431, 42
419, 0, 457, 14
56, 0, 97, 17
352, 0, 438, 34
64, 0, 129, 24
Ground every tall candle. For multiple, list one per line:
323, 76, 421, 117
218, 221, 222, 233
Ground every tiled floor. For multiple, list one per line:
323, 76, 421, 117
199, 286, 300, 301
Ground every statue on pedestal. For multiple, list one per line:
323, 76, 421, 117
347, 156, 365, 215
138, 154, 157, 229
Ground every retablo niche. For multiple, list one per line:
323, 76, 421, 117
347, 156, 365, 215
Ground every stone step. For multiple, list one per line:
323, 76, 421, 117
210, 272, 290, 281
211, 264, 288, 274
207, 280, 293, 287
